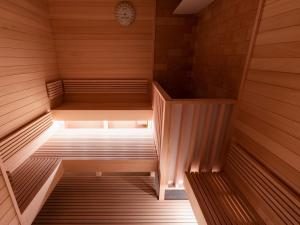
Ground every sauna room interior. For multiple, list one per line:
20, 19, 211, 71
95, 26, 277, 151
0, 0, 299, 224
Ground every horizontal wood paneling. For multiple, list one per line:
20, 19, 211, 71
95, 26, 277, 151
0, 0, 59, 139
225, 144, 300, 225
234, 0, 300, 194
0, 170, 20, 225
33, 175, 197, 225
8, 157, 60, 213
46, 80, 63, 100
0, 113, 53, 163
48, 0, 155, 80
63, 79, 149, 94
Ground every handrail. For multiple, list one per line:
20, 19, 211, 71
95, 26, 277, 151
152, 81, 172, 102
153, 81, 236, 104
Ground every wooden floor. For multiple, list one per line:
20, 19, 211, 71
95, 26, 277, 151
33, 175, 197, 225
34, 128, 157, 160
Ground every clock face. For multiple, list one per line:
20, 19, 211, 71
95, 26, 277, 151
115, 1, 136, 26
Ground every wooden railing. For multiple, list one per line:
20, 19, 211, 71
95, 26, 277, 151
152, 82, 236, 199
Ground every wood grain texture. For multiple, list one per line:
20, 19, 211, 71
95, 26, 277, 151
48, 0, 155, 80
8, 157, 60, 213
192, 0, 260, 98
185, 172, 264, 225
46, 80, 63, 100
152, 82, 235, 191
233, 0, 300, 194
33, 175, 197, 225
0, 169, 21, 225
0, 113, 53, 164
225, 144, 300, 225
154, 0, 196, 98
63, 79, 149, 94
34, 128, 157, 160
0, 0, 59, 139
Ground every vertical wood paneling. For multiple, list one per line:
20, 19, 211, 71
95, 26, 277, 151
48, 0, 155, 80
167, 102, 234, 186
233, 0, 300, 194
152, 82, 235, 191
0, 0, 59, 139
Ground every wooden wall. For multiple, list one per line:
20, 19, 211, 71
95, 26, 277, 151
154, 0, 196, 98
0, 0, 59, 139
48, 0, 155, 80
231, 0, 300, 194
192, 0, 260, 98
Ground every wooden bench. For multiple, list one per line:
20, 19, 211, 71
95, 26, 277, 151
8, 157, 60, 213
46, 79, 152, 120
185, 144, 300, 225
0, 113, 64, 225
185, 172, 263, 225
0, 113, 53, 172
33, 128, 158, 173
225, 144, 300, 225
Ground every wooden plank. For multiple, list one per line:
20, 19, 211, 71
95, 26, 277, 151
0, 0, 59, 140
0, 113, 53, 163
33, 175, 197, 224
225, 144, 300, 224
9, 157, 60, 213
185, 172, 263, 225
48, 0, 155, 80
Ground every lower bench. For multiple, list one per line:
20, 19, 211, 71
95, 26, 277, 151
184, 172, 264, 225
8, 157, 60, 213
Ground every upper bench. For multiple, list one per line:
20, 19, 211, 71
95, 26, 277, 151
46, 79, 152, 121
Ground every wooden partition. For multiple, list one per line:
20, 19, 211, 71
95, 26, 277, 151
152, 82, 236, 199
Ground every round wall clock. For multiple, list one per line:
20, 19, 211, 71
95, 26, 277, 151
115, 1, 136, 26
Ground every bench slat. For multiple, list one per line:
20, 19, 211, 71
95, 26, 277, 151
185, 172, 263, 225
